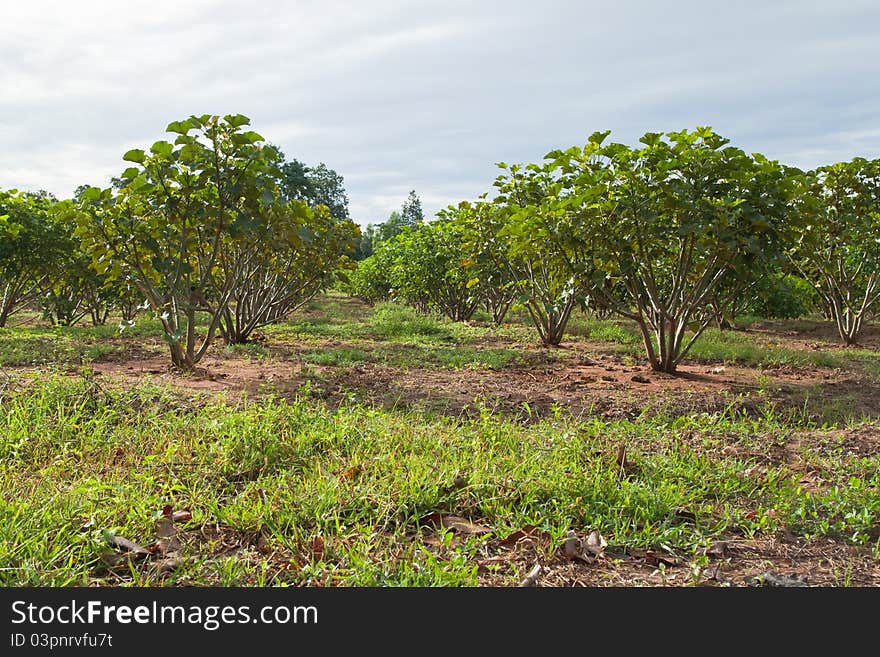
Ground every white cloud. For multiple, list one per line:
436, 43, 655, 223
1, 0, 878, 225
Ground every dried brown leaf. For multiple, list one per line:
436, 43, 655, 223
584, 530, 607, 557
422, 513, 491, 535
340, 465, 363, 481
311, 535, 325, 562
563, 531, 580, 559
497, 525, 546, 548
440, 515, 491, 535
154, 518, 181, 555
156, 518, 176, 539
108, 535, 149, 560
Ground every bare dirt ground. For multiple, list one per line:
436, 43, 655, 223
78, 347, 879, 424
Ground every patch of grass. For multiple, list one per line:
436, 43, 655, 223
2, 374, 877, 586
222, 342, 271, 360
563, 313, 880, 376
367, 303, 449, 339
688, 329, 880, 372
0, 316, 178, 367
300, 347, 373, 366
0, 328, 122, 366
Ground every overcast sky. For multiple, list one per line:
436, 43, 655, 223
2, 0, 879, 225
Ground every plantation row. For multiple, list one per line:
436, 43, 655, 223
2, 118, 879, 373
350, 128, 880, 372
0, 115, 359, 368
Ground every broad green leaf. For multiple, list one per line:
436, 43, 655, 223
122, 149, 146, 164
224, 114, 251, 128
166, 119, 195, 134
150, 140, 174, 157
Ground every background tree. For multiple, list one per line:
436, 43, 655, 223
352, 223, 377, 260
790, 157, 880, 345
388, 219, 480, 321
491, 161, 589, 346
353, 191, 426, 261
218, 201, 358, 344
277, 154, 351, 223
401, 190, 424, 225
0, 189, 59, 327
375, 210, 408, 243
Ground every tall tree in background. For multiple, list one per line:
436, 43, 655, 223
401, 190, 424, 225
308, 163, 350, 222
277, 153, 350, 222
354, 190, 425, 260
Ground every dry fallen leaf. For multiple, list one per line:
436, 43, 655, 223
154, 518, 181, 555
171, 510, 192, 523
422, 513, 491, 535
440, 516, 491, 535
497, 525, 547, 548
340, 465, 363, 481
108, 535, 150, 560
584, 530, 607, 557
519, 563, 542, 587
311, 535, 325, 562
706, 541, 729, 558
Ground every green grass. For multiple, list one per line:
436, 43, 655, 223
1, 373, 877, 586
0, 317, 171, 367
567, 315, 880, 375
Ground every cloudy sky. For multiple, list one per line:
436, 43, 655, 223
2, 0, 878, 225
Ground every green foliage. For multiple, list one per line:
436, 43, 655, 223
400, 189, 424, 225
367, 302, 448, 338
791, 157, 880, 344
346, 248, 396, 305
354, 191, 425, 261
484, 159, 593, 346
348, 220, 480, 322
749, 274, 817, 320
71, 114, 282, 368
442, 201, 517, 325
548, 128, 797, 371
218, 200, 359, 344
0, 189, 60, 326
386, 219, 480, 321
69, 114, 356, 364
278, 155, 351, 222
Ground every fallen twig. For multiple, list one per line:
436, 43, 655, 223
519, 563, 542, 587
